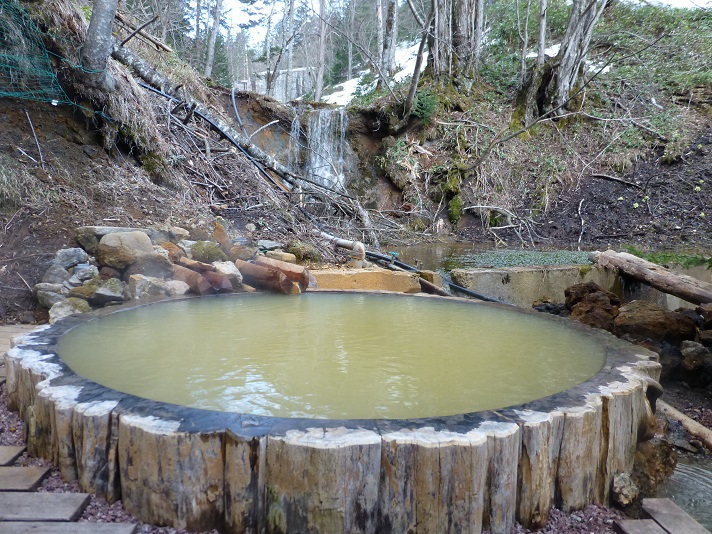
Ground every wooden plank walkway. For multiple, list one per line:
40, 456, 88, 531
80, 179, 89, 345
615, 498, 711, 534
1, 326, 137, 534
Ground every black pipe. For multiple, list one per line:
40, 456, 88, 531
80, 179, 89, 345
365, 250, 509, 304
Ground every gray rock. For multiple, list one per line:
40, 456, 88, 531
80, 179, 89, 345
42, 263, 70, 284
165, 280, 190, 296
177, 240, 197, 257
245, 223, 256, 232
147, 224, 191, 245
212, 261, 243, 286
49, 297, 92, 323
123, 253, 174, 280
34, 283, 68, 308
76, 226, 151, 254
257, 239, 284, 251
91, 278, 129, 306
611, 472, 639, 507
67, 264, 99, 286
128, 275, 170, 299
95, 231, 154, 269
54, 248, 89, 269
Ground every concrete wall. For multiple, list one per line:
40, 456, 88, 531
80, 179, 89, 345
451, 265, 710, 309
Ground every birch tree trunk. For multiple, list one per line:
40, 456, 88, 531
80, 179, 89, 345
203, 0, 222, 77
314, 0, 327, 101
537, 0, 548, 66
347, 0, 355, 78
382, 0, 397, 78
518, 0, 532, 88
284, 0, 295, 101
81, 0, 119, 91
376, 0, 384, 75
552, 0, 606, 111
195, 0, 202, 62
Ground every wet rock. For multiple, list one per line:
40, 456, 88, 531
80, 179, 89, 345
49, 297, 92, 323
611, 472, 639, 507
614, 300, 697, 345
123, 253, 174, 280
165, 280, 190, 296
34, 283, 68, 308
657, 342, 683, 381
95, 231, 154, 269
698, 329, 712, 347
190, 241, 227, 263
54, 247, 90, 269
42, 263, 70, 284
532, 300, 568, 316
679, 341, 712, 387
565, 281, 620, 310
677, 308, 704, 328
631, 438, 677, 504
203, 271, 234, 293
697, 303, 712, 330
570, 292, 619, 332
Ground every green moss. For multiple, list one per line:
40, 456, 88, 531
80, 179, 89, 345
448, 194, 464, 225
287, 240, 322, 264
578, 264, 592, 277
623, 246, 712, 270
190, 241, 228, 263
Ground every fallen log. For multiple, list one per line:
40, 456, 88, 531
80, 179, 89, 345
234, 260, 299, 295
591, 250, 712, 305
253, 256, 312, 291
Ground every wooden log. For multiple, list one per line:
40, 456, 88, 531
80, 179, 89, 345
253, 256, 311, 291
234, 260, 298, 295
591, 250, 712, 305
176, 257, 216, 272
172, 264, 214, 295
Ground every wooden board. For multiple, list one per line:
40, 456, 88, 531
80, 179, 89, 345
642, 498, 711, 534
615, 519, 668, 534
0, 325, 38, 354
0, 492, 90, 521
0, 466, 50, 491
0, 446, 25, 467
0, 522, 137, 534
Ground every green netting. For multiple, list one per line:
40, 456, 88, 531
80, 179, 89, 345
0, 0, 72, 104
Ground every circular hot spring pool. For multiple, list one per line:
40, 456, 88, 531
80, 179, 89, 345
57, 292, 606, 419
6, 292, 661, 533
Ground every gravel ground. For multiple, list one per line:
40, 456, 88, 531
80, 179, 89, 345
0, 363, 667, 534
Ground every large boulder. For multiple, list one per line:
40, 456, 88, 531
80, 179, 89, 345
95, 231, 154, 269
564, 281, 620, 310
679, 341, 712, 387
34, 283, 68, 308
49, 297, 92, 323
613, 300, 697, 344
53, 247, 90, 269
68, 278, 129, 306
569, 292, 619, 332
42, 263, 70, 284
76, 226, 151, 254
123, 253, 174, 280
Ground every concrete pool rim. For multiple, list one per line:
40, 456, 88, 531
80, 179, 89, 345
5, 291, 662, 533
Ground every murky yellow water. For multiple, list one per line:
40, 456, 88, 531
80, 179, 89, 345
58, 293, 605, 419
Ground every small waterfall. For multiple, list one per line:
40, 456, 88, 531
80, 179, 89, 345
306, 108, 348, 191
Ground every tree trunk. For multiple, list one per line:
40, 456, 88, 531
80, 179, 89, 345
203, 0, 222, 77
376, 0, 384, 76
552, 0, 606, 111
537, 0, 548, 66
284, 0, 295, 101
314, 0, 327, 101
81, 0, 119, 91
516, 0, 605, 122
347, 0, 354, 78
518, 0, 532, 89
381, 0, 397, 78
195, 0, 202, 61
592, 250, 712, 305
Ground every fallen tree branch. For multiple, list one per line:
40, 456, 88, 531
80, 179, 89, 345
591, 173, 643, 189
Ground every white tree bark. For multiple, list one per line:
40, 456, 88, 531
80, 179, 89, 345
82, 0, 119, 90
376, 0, 384, 75
381, 0, 397, 77
553, 0, 606, 111
203, 0, 223, 77
314, 0, 327, 101
537, 0, 548, 66
518, 0, 532, 88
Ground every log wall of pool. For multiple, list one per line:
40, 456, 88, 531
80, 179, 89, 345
5, 293, 662, 534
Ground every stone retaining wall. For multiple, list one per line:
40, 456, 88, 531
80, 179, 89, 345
5, 295, 661, 533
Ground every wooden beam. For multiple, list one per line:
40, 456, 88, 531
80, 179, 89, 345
114, 12, 173, 53
591, 250, 712, 305
642, 498, 710, 534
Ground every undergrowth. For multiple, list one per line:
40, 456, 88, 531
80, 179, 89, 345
624, 245, 712, 270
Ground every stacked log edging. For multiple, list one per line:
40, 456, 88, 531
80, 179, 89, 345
5, 295, 661, 533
